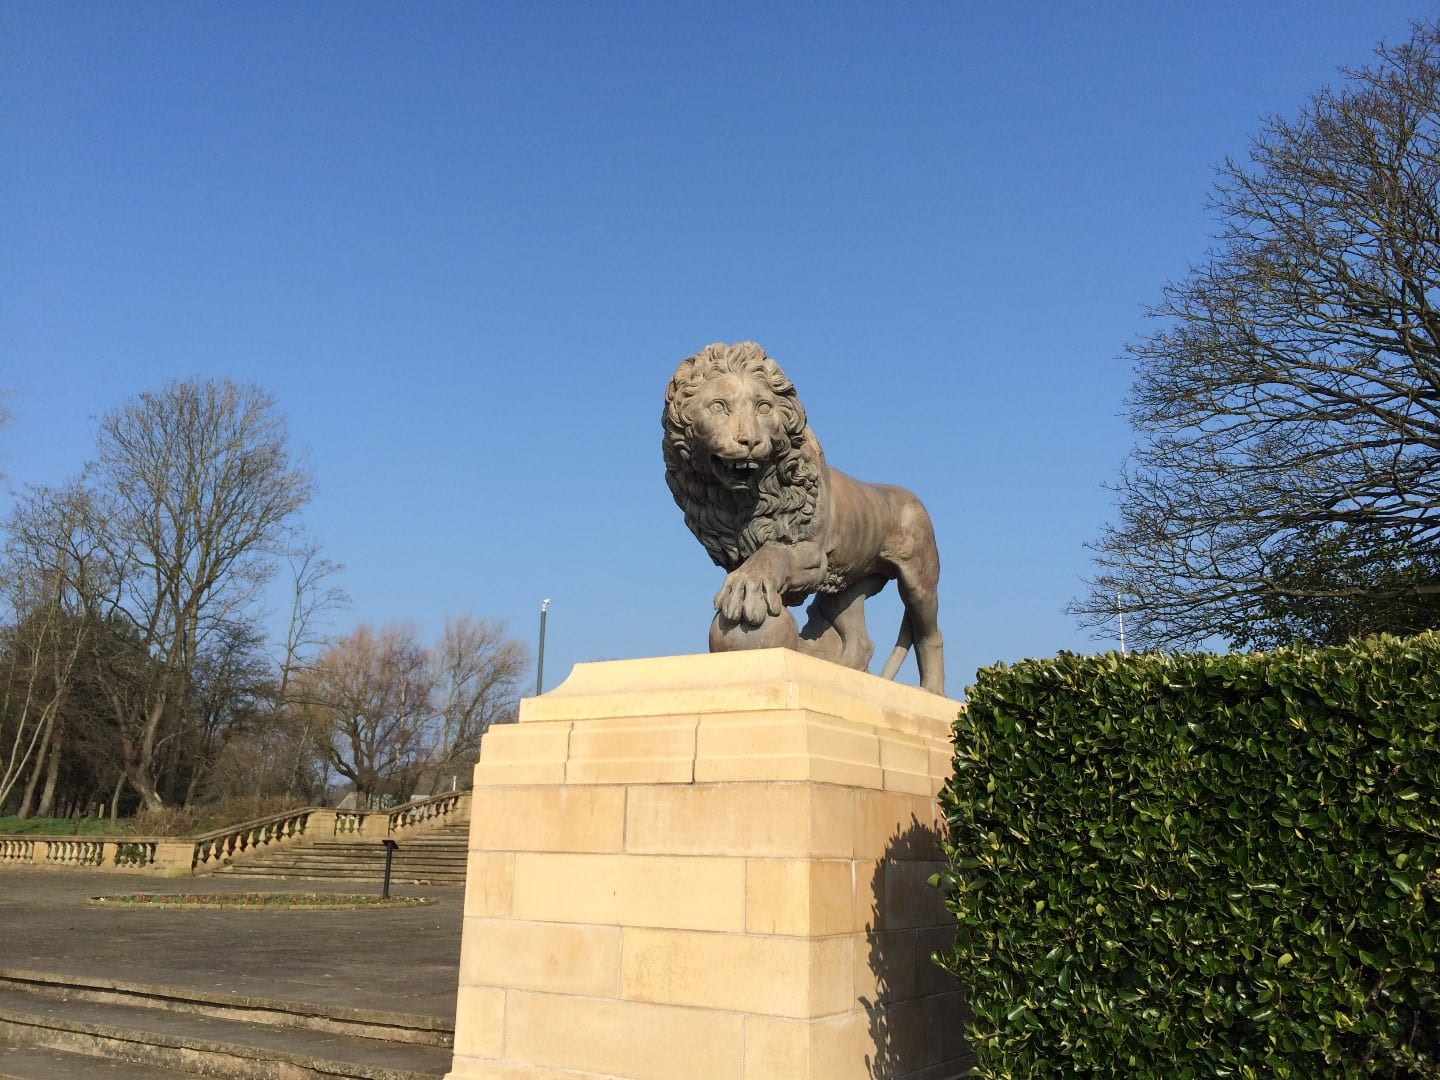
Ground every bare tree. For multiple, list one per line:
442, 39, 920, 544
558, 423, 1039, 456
86, 378, 313, 808
298, 617, 528, 805
0, 390, 13, 482
0, 484, 109, 813
0, 605, 82, 815
202, 551, 343, 805
431, 615, 529, 771
176, 620, 273, 804
248, 540, 349, 801
1074, 21, 1440, 649
205, 703, 330, 803
273, 541, 348, 710
298, 624, 435, 806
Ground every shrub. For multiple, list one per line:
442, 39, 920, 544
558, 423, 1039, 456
131, 794, 307, 837
935, 633, 1439, 1078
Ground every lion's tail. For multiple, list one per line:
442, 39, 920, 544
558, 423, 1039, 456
878, 613, 913, 681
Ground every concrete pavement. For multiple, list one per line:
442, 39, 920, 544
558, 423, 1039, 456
0, 866, 464, 1023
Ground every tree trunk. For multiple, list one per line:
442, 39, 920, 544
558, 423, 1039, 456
35, 730, 62, 818
121, 742, 165, 811
126, 769, 164, 811
120, 698, 168, 812
108, 772, 125, 820
15, 777, 35, 819
15, 715, 53, 820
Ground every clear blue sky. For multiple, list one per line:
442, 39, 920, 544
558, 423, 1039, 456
1, 2, 1426, 698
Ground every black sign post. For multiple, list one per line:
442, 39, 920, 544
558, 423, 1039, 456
381, 839, 399, 900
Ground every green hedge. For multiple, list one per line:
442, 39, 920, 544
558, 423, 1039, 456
934, 633, 1439, 1078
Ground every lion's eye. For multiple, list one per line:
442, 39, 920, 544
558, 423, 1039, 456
756, 401, 773, 415
709, 401, 727, 414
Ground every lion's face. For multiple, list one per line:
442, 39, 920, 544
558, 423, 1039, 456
664, 342, 822, 567
686, 371, 792, 492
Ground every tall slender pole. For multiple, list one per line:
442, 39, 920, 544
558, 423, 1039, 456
536, 598, 551, 696
1117, 592, 1127, 656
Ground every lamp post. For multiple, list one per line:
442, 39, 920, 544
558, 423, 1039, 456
536, 598, 551, 696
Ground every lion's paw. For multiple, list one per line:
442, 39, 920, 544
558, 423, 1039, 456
715, 568, 786, 627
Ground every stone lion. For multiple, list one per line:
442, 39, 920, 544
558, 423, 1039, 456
663, 341, 945, 695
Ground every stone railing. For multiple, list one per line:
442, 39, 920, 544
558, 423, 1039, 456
191, 806, 317, 872
331, 790, 469, 838
389, 790, 466, 832
0, 791, 471, 878
0, 838, 36, 864
0, 834, 194, 874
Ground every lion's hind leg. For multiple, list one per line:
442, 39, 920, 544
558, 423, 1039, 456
881, 497, 944, 694
796, 609, 843, 665
799, 574, 885, 672
893, 557, 944, 695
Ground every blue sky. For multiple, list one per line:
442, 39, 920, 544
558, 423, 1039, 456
1, 2, 1427, 698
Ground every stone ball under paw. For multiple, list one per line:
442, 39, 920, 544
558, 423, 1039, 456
708, 607, 800, 653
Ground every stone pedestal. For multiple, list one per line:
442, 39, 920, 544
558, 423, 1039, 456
446, 649, 970, 1080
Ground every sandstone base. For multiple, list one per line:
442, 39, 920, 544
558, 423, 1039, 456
445, 649, 971, 1080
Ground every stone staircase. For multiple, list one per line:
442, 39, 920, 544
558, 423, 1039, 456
0, 970, 452, 1079
208, 821, 470, 885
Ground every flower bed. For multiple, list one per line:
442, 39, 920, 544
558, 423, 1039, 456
89, 892, 435, 910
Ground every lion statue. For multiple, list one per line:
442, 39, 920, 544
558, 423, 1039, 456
663, 341, 944, 695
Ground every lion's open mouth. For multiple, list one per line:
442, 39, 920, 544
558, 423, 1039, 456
714, 456, 764, 488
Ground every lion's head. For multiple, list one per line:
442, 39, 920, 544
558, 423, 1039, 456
663, 342, 825, 570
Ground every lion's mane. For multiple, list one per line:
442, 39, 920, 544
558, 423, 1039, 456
663, 342, 825, 571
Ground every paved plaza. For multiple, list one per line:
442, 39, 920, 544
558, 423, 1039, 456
0, 866, 464, 1020
0, 864, 465, 1077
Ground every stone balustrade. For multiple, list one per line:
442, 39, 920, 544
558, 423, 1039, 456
330, 790, 469, 839
389, 790, 465, 832
191, 807, 316, 871
0, 838, 35, 863
0, 835, 193, 874
0, 790, 471, 878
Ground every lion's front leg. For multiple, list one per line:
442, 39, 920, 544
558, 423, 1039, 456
715, 543, 826, 628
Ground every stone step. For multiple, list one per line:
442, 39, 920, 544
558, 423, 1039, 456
214, 856, 466, 870
248, 841, 465, 855
206, 822, 471, 884
212, 869, 466, 884
253, 851, 464, 858
216, 870, 466, 878
316, 832, 468, 842
0, 1040, 205, 1079
347, 849, 466, 858
0, 976, 452, 1080
0, 972, 452, 1048
236, 854, 467, 867
218, 857, 464, 866
215, 861, 464, 871
210, 875, 465, 886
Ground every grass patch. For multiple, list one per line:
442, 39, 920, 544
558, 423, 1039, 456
0, 816, 131, 837
89, 892, 435, 910
0, 797, 310, 838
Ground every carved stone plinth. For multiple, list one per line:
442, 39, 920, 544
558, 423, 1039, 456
445, 650, 971, 1080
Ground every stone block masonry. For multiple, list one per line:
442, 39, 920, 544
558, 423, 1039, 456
446, 649, 971, 1080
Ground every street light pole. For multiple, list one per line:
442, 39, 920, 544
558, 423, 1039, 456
536, 598, 551, 696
